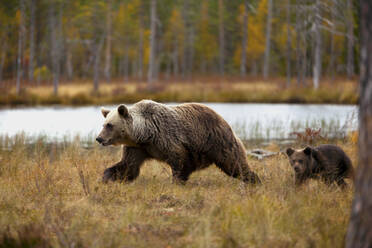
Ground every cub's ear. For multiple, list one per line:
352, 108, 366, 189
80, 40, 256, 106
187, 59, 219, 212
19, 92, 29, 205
303, 147, 312, 156
118, 104, 128, 117
286, 148, 295, 157
101, 108, 110, 118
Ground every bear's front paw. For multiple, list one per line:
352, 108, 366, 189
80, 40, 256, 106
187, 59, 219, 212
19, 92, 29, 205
102, 167, 116, 183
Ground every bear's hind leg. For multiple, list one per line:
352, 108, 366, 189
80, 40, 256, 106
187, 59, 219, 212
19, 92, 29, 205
336, 178, 347, 189
102, 146, 149, 183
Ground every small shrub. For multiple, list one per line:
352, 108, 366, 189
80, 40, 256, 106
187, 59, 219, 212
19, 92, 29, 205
290, 128, 326, 145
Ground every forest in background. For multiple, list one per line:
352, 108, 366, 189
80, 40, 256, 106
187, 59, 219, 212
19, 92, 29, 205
0, 0, 359, 95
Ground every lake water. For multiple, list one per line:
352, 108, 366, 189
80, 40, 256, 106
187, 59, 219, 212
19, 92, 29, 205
0, 103, 358, 141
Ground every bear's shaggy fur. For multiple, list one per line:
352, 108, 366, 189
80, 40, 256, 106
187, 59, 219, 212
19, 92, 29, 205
96, 100, 261, 184
286, 144, 354, 188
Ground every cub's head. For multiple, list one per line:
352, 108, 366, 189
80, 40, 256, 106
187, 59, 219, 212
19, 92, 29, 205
286, 147, 314, 174
96, 104, 135, 146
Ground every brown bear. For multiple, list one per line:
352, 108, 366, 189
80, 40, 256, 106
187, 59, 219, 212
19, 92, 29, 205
96, 100, 261, 184
286, 144, 354, 188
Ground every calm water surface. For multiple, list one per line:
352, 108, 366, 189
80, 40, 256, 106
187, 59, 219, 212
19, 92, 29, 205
0, 103, 358, 141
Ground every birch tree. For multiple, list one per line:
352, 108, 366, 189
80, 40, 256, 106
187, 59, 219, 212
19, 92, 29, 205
16, 0, 25, 95
104, 0, 112, 83
49, 0, 62, 95
346, 0, 354, 79
263, 0, 272, 80
182, 0, 195, 79
28, 0, 36, 82
285, 0, 291, 87
0, 38, 7, 84
138, 0, 144, 79
295, 0, 302, 85
328, 0, 336, 82
218, 0, 225, 76
147, 0, 157, 85
312, 0, 322, 89
92, 1, 106, 92
240, 0, 248, 77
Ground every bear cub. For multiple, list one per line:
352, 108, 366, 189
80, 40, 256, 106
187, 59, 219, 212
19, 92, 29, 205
286, 144, 353, 188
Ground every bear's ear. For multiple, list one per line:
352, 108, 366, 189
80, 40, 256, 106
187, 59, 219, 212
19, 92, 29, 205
286, 148, 295, 157
303, 146, 312, 156
101, 108, 110, 118
118, 104, 128, 117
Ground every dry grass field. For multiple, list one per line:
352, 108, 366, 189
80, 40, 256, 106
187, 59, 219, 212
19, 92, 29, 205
0, 79, 358, 106
0, 135, 357, 248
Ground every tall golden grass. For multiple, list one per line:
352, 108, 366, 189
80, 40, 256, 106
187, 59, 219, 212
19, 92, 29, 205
0, 79, 358, 106
0, 135, 356, 247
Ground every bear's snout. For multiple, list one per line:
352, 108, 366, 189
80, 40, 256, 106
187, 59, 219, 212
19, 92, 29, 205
96, 137, 104, 144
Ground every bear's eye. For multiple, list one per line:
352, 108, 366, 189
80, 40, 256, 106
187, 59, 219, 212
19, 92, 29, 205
106, 123, 113, 129
298, 159, 303, 164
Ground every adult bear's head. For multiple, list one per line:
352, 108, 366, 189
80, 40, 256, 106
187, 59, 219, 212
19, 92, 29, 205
96, 104, 137, 146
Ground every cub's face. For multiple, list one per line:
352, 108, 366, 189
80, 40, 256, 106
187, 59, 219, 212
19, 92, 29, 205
96, 105, 135, 146
286, 147, 313, 174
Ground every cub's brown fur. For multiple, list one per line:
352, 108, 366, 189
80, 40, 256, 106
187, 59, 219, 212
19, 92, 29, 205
96, 100, 261, 184
286, 144, 354, 188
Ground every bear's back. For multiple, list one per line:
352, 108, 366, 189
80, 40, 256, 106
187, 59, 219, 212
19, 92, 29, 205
130, 101, 235, 153
315, 144, 347, 164
315, 144, 353, 177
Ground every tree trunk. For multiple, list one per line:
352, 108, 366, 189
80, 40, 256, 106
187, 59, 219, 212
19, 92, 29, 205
301, 39, 307, 84
286, 0, 291, 87
173, 45, 179, 77
182, 0, 194, 79
16, 0, 25, 95
147, 0, 157, 85
312, 0, 321, 89
250, 60, 257, 76
138, 1, 144, 79
165, 55, 171, 80
28, 0, 36, 82
181, 0, 188, 79
93, 50, 101, 92
57, 3, 63, 91
328, 1, 336, 82
49, 1, 61, 95
123, 43, 129, 82
104, 0, 112, 83
131, 59, 137, 78
263, 0, 272, 80
240, 0, 248, 77
345, 1, 372, 247
66, 47, 73, 80
218, 0, 225, 76
123, 54, 129, 82
346, 0, 354, 79
295, 0, 302, 85
93, 39, 104, 92
0, 39, 7, 84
